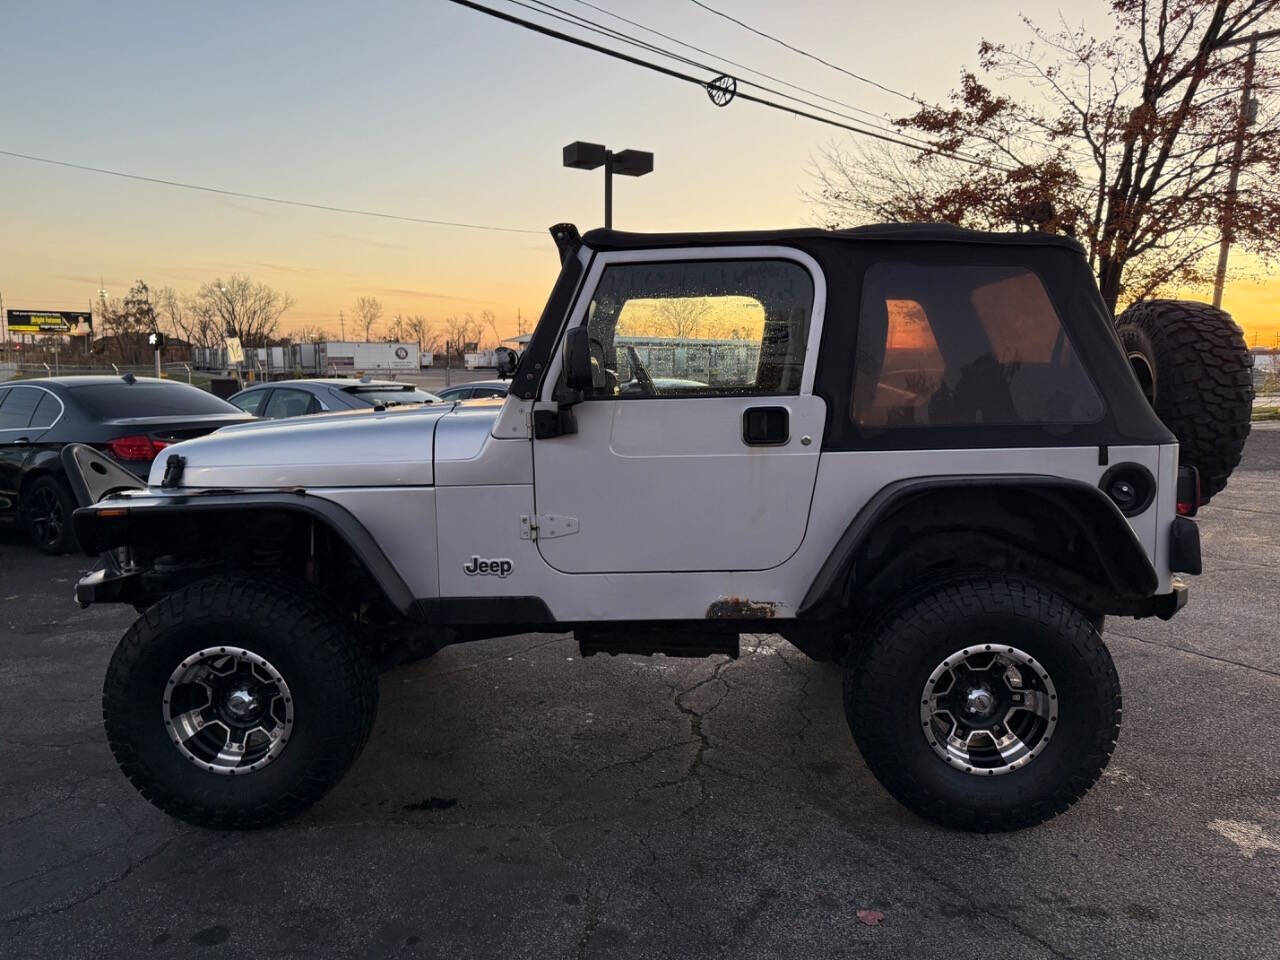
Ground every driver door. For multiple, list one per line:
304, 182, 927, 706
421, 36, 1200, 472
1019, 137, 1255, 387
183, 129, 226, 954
532, 249, 826, 574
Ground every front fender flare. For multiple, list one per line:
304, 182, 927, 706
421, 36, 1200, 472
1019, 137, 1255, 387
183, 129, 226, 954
72, 490, 417, 616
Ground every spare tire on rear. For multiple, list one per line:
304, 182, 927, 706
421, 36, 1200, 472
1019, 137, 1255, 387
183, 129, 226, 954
1115, 300, 1253, 502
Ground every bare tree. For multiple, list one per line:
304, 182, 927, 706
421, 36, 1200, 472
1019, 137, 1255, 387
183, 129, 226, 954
385, 314, 408, 343
353, 296, 382, 342
289, 325, 331, 343
654, 298, 711, 339
480, 309, 501, 349
809, 0, 1280, 311
148, 286, 217, 350
405, 314, 430, 353
152, 286, 185, 343
189, 274, 294, 347
442, 314, 482, 359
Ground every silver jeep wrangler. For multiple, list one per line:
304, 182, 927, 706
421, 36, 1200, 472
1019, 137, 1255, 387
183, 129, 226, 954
69, 223, 1223, 832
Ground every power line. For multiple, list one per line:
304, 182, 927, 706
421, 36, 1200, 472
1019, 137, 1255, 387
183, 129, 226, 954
538, 0, 976, 158
446, 0, 1009, 170
0, 149, 545, 234
556, 0, 920, 137
686, 0, 924, 106
517, 0, 952, 152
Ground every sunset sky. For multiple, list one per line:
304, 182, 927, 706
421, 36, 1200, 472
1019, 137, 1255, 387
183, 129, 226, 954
2, 0, 1275, 346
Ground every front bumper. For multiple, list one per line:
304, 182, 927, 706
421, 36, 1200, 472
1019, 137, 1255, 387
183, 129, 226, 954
74, 558, 142, 607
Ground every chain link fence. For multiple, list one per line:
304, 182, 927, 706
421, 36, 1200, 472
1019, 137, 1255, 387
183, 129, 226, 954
1, 361, 207, 385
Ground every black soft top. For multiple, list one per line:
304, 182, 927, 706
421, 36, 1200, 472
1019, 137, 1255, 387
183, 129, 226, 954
582, 222, 1086, 256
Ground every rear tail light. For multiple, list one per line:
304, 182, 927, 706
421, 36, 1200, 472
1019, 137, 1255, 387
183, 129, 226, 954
1176, 465, 1201, 517
107, 434, 169, 461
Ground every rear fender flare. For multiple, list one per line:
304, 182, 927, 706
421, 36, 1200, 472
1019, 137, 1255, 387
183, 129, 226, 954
798, 475, 1158, 618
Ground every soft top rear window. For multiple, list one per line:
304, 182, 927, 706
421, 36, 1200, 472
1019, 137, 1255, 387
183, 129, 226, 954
853, 262, 1104, 428
71, 382, 242, 419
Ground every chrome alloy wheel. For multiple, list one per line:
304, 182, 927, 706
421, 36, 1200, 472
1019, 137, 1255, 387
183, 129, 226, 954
920, 645, 1058, 776
163, 647, 294, 775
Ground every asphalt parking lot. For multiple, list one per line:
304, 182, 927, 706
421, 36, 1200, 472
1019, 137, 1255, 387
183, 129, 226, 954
3, 428, 1279, 960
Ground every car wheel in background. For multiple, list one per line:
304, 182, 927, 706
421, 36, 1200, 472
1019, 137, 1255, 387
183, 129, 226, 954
1116, 299, 1253, 502
24, 475, 79, 555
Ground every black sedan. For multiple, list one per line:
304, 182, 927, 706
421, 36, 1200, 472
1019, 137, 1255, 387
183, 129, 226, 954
0, 376, 253, 553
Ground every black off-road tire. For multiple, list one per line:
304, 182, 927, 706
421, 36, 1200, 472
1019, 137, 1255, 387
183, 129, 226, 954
23, 474, 78, 555
845, 577, 1121, 832
103, 577, 379, 829
1116, 299, 1253, 502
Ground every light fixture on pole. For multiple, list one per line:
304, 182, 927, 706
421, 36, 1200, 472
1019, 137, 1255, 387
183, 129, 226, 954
563, 141, 653, 229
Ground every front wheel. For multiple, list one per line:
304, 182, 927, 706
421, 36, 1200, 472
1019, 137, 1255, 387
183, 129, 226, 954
845, 577, 1121, 831
103, 578, 379, 829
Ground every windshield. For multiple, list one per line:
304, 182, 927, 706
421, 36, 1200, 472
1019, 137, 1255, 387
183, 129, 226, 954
340, 386, 439, 405
70, 382, 243, 418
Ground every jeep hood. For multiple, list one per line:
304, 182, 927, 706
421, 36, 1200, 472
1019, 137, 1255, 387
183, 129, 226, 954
148, 403, 459, 488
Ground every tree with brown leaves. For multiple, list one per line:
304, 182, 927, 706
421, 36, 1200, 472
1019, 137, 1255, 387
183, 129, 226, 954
810, 0, 1280, 311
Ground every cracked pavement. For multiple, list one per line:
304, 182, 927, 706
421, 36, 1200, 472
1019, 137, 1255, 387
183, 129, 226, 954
3, 427, 1279, 959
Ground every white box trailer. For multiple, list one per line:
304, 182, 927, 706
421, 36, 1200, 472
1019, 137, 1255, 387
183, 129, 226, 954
324, 341, 420, 371
464, 350, 498, 369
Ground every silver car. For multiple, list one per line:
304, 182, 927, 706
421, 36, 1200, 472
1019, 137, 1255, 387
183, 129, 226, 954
432, 379, 510, 402
228, 378, 441, 419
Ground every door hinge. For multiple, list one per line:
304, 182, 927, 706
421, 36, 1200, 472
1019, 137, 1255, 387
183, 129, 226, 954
520, 514, 579, 541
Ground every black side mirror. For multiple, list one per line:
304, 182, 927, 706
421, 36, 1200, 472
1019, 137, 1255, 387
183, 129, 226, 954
563, 326, 593, 391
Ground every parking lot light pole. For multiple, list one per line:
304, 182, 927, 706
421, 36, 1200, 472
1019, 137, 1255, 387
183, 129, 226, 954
562, 141, 654, 229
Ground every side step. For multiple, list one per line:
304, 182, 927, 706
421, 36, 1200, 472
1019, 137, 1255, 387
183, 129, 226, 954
576, 629, 739, 659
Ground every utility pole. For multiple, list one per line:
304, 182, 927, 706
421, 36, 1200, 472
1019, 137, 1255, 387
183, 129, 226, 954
339, 310, 345, 341
1212, 28, 1280, 308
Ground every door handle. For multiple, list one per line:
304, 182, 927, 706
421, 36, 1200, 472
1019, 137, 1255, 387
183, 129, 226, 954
742, 406, 789, 446
13, 437, 30, 446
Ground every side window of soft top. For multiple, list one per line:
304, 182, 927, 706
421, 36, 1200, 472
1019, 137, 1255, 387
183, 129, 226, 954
581, 258, 815, 399
852, 262, 1104, 427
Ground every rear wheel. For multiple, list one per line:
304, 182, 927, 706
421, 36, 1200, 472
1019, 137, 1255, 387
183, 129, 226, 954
103, 578, 378, 829
24, 475, 78, 554
1116, 299, 1253, 502
845, 577, 1120, 831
